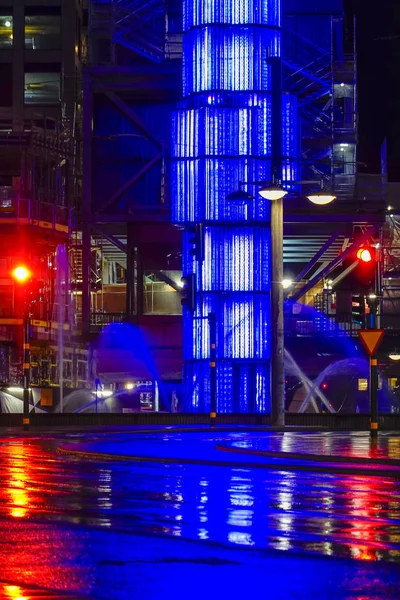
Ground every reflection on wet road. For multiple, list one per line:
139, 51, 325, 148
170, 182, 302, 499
0, 430, 399, 599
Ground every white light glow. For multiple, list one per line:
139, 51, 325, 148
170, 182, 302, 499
307, 191, 336, 205
125, 383, 134, 390
5, 20, 11, 28
96, 390, 113, 398
258, 185, 288, 201
389, 353, 400, 361
282, 279, 293, 289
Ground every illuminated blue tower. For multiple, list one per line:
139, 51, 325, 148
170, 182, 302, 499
172, 0, 297, 412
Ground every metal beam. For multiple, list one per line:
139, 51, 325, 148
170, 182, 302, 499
95, 152, 162, 214
290, 226, 380, 302
291, 231, 342, 284
105, 91, 169, 151
92, 225, 127, 253
88, 65, 180, 76
331, 260, 358, 288
156, 271, 182, 293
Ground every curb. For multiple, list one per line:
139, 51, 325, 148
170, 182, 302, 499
215, 443, 400, 466
57, 445, 400, 478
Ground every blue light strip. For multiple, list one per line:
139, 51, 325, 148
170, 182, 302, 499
173, 0, 297, 413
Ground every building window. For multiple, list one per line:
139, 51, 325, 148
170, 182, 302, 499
358, 379, 368, 391
24, 66, 60, 104
0, 64, 12, 106
25, 8, 60, 50
144, 271, 182, 315
0, 14, 13, 49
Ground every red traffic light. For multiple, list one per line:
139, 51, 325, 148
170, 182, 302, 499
12, 265, 31, 282
356, 248, 373, 263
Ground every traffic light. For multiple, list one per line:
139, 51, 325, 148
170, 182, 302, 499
181, 273, 196, 312
354, 244, 376, 291
12, 265, 31, 283
12, 265, 44, 314
357, 247, 373, 263
188, 223, 204, 262
336, 244, 377, 293
352, 294, 366, 326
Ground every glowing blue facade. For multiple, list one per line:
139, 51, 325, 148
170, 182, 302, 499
172, 0, 298, 412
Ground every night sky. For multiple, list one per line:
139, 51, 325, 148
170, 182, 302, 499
344, 0, 400, 180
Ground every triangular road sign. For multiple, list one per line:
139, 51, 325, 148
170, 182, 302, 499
358, 329, 384, 357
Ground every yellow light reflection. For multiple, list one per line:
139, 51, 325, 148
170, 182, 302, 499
5, 445, 31, 519
3, 585, 28, 600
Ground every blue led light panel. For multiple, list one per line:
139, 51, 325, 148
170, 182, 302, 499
173, 0, 294, 414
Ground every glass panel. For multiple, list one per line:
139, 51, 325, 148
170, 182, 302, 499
25, 15, 60, 50
24, 72, 60, 104
143, 270, 182, 315
0, 16, 13, 48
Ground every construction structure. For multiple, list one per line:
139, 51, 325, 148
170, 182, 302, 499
0, 0, 85, 406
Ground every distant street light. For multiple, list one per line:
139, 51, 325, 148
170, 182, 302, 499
282, 279, 293, 290
389, 352, 400, 361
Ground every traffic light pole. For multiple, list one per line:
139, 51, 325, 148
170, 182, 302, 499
370, 354, 378, 438
23, 316, 31, 431
368, 297, 379, 437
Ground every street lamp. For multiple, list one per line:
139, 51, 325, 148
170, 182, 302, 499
227, 178, 335, 426
228, 179, 336, 205
389, 352, 400, 361
307, 189, 337, 206
259, 184, 288, 201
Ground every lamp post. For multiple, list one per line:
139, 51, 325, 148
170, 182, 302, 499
227, 181, 336, 425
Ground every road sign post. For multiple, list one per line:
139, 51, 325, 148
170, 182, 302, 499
358, 329, 384, 437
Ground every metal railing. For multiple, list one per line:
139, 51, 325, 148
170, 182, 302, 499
0, 195, 72, 231
90, 312, 126, 327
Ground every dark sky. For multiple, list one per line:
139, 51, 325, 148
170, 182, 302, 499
344, 0, 400, 179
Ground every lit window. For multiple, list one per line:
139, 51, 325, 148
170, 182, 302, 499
0, 15, 13, 48
358, 379, 368, 391
25, 11, 60, 50
24, 70, 60, 104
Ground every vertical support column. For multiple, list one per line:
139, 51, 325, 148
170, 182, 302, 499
208, 312, 217, 426
269, 54, 285, 426
12, 0, 24, 131
82, 72, 92, 335
271, 198, 285, 426
126, 224, 140, 318
23, 317, 30, 431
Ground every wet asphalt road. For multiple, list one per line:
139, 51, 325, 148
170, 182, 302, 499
0, 429, 399, 599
